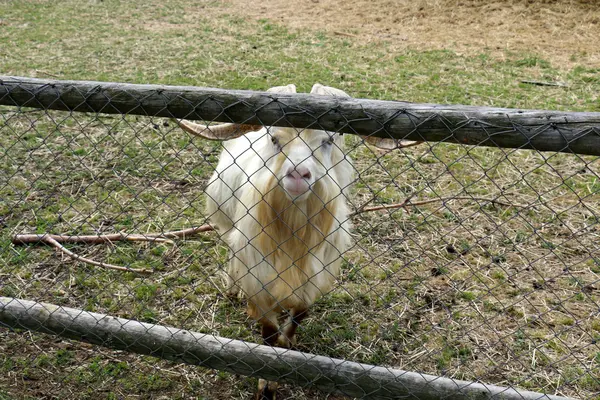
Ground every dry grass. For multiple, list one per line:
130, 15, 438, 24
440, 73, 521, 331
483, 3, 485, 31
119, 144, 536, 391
0, 0, 599, 399
228, 0, 600, 69
344, 139, 600, 395
1, 109, 599, 399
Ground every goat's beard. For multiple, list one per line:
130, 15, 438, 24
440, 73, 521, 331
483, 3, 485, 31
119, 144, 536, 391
281, 181, 311, 201
253, 171, 338, 285
241, 157, 349, 319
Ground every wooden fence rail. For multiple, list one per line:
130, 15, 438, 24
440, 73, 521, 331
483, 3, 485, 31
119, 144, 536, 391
1, 76, 600, 156
0, 297, 570, 400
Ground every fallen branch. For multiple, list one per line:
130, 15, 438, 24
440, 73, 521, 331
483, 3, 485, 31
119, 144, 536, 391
150, 224, 214, 238
352, 193, 416, 216
333, 31, 358, 38
519, 80, 568, 87
352, 196, 530, 217
34, 70, 61, 79
12, 233, 174, 245
44, 236, 152, 275
11, 224, 213, 245
11, 225, 214, 275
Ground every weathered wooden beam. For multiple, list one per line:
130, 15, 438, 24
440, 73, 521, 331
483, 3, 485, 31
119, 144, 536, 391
0, 297, 570, 400
1, 76, 600, 156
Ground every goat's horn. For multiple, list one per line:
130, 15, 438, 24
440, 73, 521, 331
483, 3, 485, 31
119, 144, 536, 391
176, 120, 261, 141
361, 136, 423, 151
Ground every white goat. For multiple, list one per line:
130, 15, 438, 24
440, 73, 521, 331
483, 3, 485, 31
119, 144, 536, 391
177, 84, 354, 399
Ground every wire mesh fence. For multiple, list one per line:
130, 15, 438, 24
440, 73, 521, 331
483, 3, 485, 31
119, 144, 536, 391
1, 77, 599, 400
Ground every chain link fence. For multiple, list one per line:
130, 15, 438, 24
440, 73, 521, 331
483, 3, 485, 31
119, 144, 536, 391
1, 77, 599, 400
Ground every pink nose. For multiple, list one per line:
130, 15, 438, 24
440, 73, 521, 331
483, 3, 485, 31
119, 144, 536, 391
286, 165, 311, 181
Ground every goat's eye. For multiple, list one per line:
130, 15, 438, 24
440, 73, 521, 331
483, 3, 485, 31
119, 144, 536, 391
321, 136, 335, 147
271, 136, 280, 148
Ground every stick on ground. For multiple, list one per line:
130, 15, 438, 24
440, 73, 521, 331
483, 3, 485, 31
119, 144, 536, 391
11, 225, 214, 275
11, 224, 213, 245
351, 196, 530, 217
45, 236, 152, 275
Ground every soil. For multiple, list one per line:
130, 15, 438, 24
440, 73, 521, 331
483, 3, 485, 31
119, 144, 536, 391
227, 0, 600, 68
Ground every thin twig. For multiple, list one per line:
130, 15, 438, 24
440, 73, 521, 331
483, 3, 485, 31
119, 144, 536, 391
519, 80, 568, 87
147, 224, 214, 238
333, 31, 358, 38
44, 236, 152, 275
12, 233, 174, 245
11, 225, 213, 244
11, 225, 214, 275
34, 70, 61, 79
351, 196, 530, 217
353, 193, 416, 216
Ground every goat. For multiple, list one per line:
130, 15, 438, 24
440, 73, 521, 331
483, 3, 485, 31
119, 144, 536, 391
177, 84, 354, 399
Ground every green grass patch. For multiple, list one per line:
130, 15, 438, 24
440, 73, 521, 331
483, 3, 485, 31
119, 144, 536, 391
0, 1, 599, 399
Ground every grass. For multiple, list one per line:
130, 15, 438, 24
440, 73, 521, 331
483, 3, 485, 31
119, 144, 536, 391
1, 1, 600, 399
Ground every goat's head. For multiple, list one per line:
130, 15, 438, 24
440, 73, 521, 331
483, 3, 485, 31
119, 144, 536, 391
177, 84, 350, 202
269, 84, 348, 201
266, 125, 344, 201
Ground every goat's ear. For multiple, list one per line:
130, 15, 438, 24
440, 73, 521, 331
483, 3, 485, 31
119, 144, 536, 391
310, 83, 350, 98
266, 84, 297, 93
311, 84, 350, 148
311, 83, 423, 151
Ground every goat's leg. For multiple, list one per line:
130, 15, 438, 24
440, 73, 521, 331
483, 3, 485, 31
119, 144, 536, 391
260, 319, 280, 346
257, 377, 278, 400
278, 308, 308, 349
223, 271, 240, 298
257, 313, 280, 400
222, 259, 241, 298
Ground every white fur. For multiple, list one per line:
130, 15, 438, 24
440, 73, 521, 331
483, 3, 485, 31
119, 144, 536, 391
205, 84, 354, 326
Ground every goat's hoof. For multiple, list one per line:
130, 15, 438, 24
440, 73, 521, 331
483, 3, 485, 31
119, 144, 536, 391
220, 272, 242, 299
256, 379, 277, 400
256, 387, 276, 400
276, 334, 296, 349
224, 287, 240, 299
222, 283, 242, 300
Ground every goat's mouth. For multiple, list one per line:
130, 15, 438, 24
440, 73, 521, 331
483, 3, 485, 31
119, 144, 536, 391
281, 176, 311, 199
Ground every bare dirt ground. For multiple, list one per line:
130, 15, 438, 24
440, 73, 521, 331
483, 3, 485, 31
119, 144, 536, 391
227, 0, 600, 69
